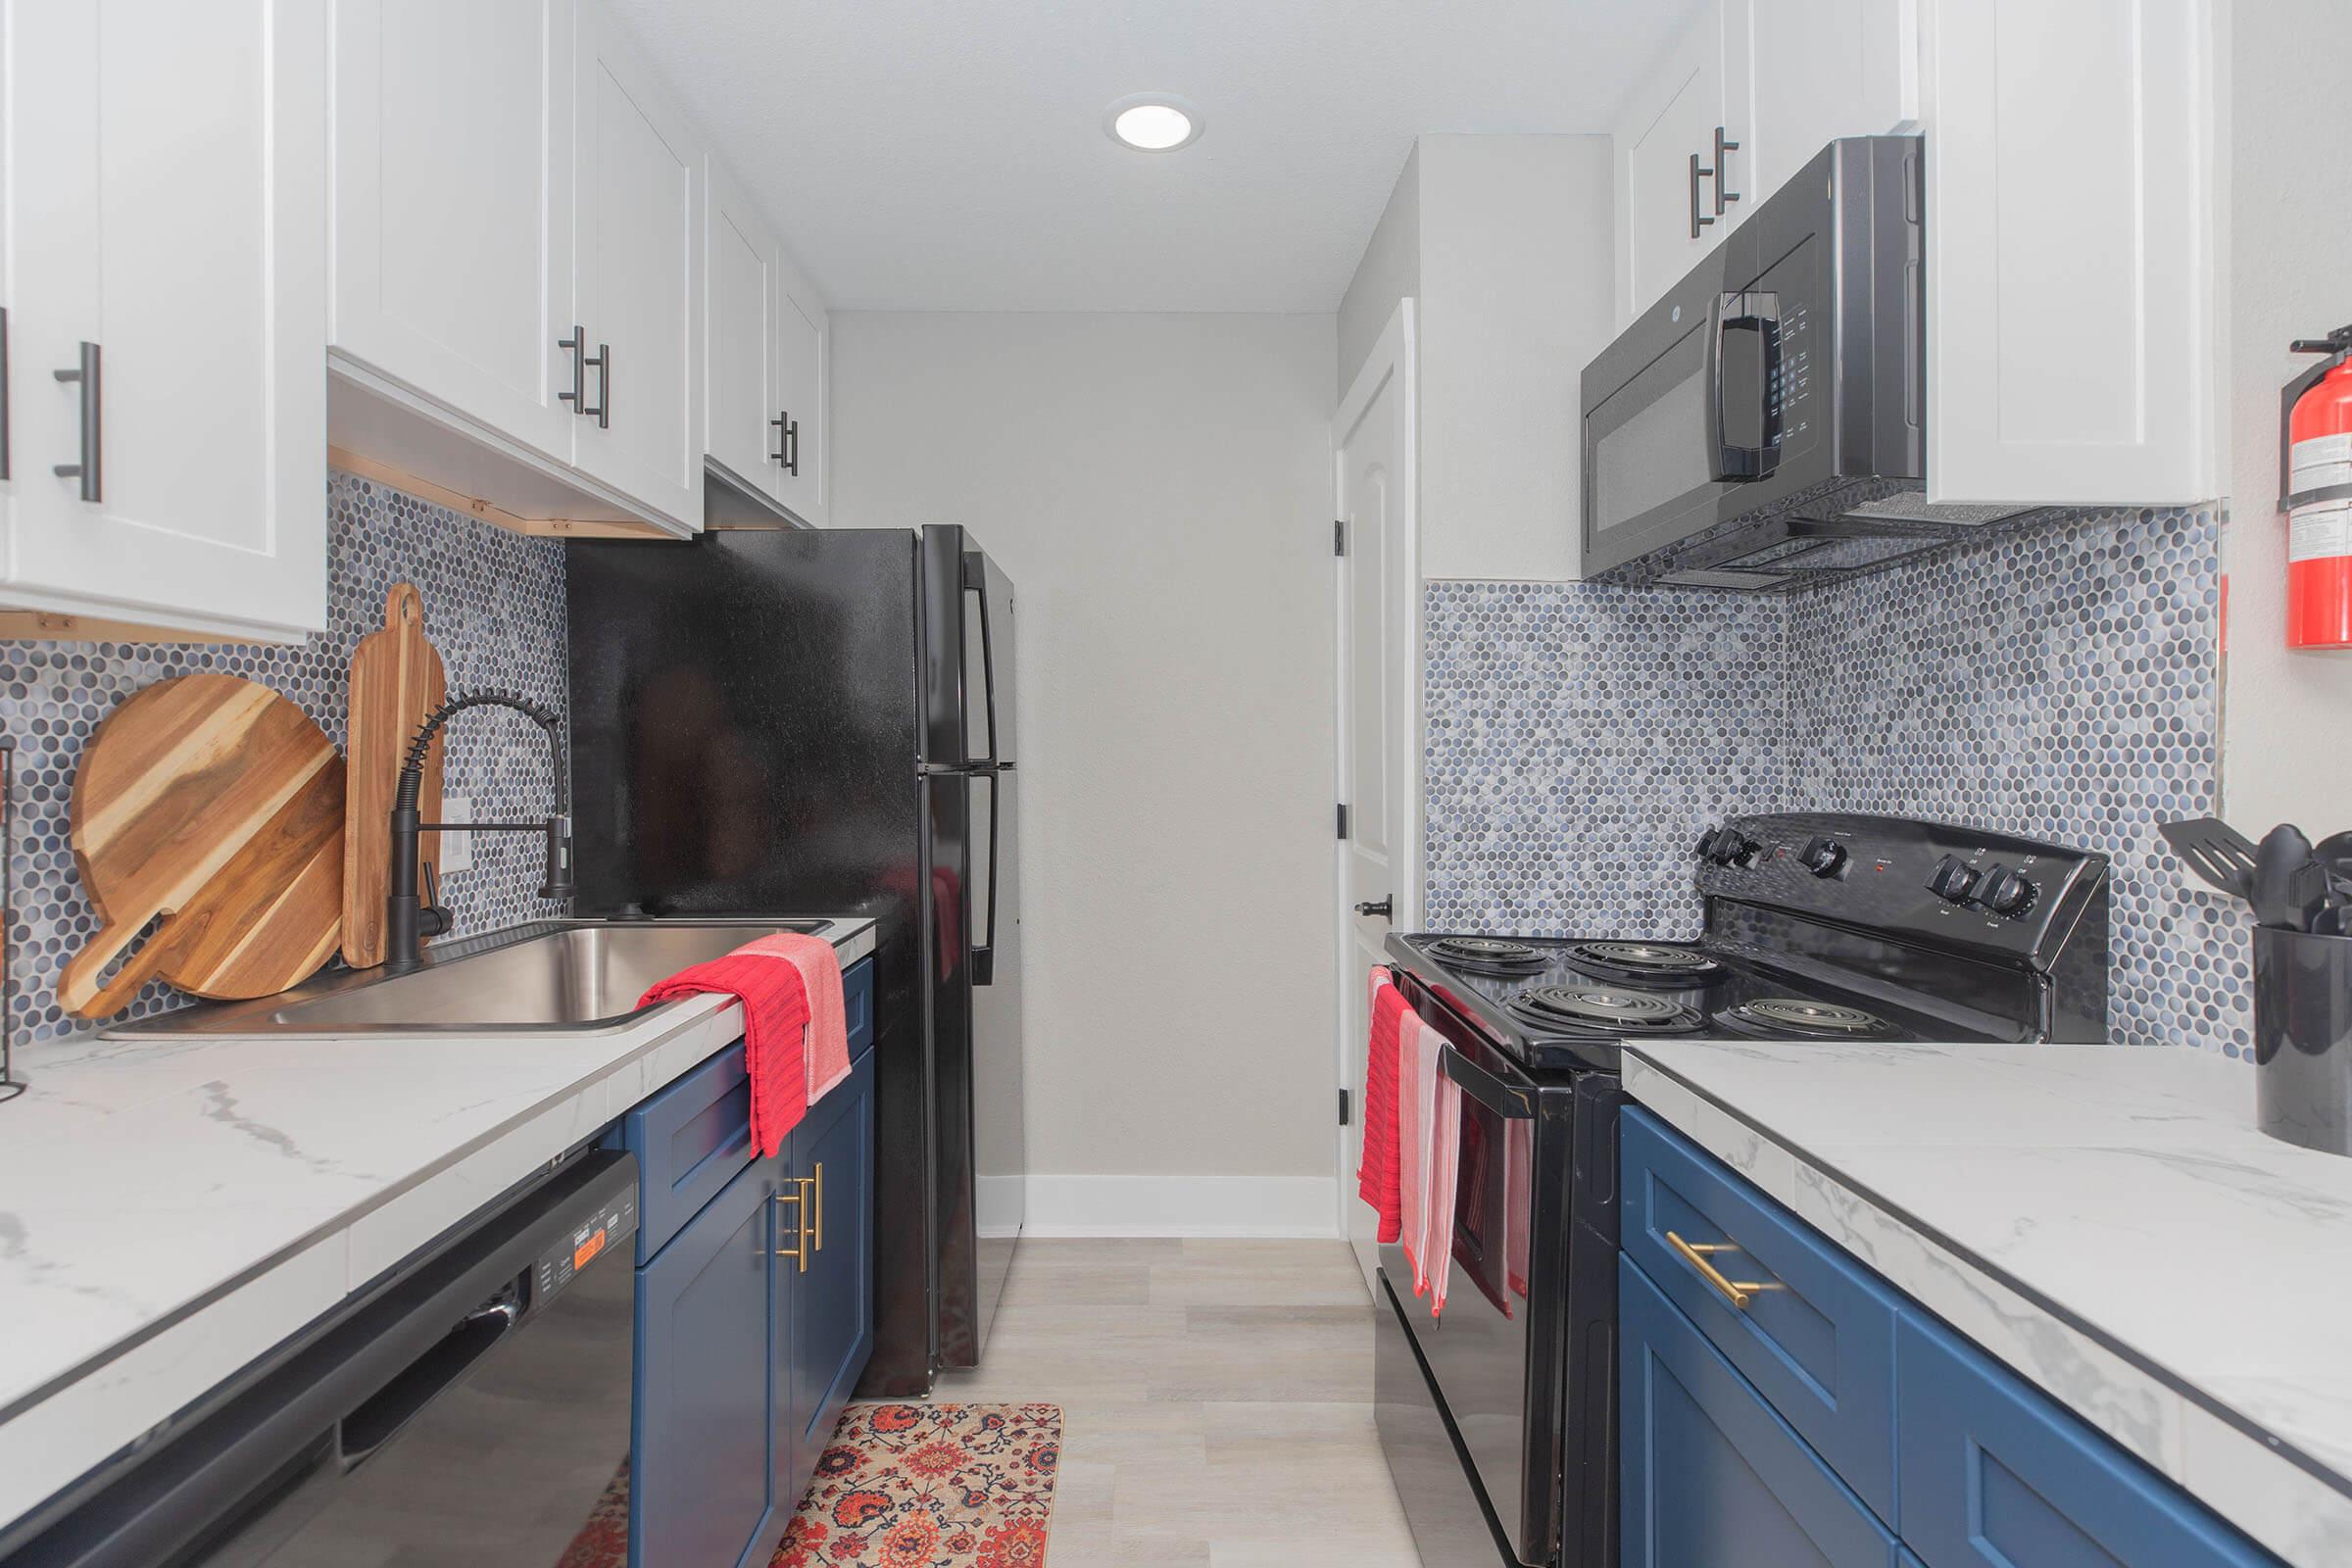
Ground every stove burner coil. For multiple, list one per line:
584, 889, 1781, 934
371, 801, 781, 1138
1718, 998, 1893, 1039
1506, 985, 1705, 1036
1425, 936, 1548, 975
1566, 941, 1723, 983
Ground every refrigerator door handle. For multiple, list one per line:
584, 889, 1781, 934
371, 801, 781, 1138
962, 550, 1000, 767
971, 770, 1002, 987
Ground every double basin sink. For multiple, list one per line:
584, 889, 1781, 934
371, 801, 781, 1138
108, 919, 837, 1038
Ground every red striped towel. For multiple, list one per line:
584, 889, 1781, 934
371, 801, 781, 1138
638, 932, 851, 1158
1356, 967, 1408, 1243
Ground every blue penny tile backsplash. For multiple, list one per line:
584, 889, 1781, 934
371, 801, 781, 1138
1423, 582, 1787, 939
5, 470, 569, 1048
1424, 505, 2248, 1056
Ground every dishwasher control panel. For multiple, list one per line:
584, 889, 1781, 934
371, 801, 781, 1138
536, 1186, 638, 1303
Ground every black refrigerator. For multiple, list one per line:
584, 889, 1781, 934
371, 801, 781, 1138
565, 524, 1025, 1396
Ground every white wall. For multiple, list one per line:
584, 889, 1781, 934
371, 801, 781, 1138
2221, 0, 2352, 831
1417, 134, 1615, 583
1332, 134, 1618, 582
830, 313, 1342, 1233
1338, 147, 1420, 401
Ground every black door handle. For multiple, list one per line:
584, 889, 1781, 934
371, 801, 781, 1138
1354, 897, 1393, 920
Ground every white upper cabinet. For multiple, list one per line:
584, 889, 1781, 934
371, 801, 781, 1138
705, 153, 829, 524
3, 0, 326, 641
1615, 0, 1921, 324
773, 266, 827, 526
1613, 6, 1734, 324
573, 5, 704, 529
706, 159, 785, 499
1734, 0, 1919, 203
331, 0, 577, 466
1923, 0, 2219, 506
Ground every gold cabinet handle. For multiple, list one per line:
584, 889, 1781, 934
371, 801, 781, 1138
772, 1185, 810, 1271
812, 1161, 825, 1252
1665, 1230, 1772, 1310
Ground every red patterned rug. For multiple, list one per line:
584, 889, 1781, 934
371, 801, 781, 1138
555, 1403, 1060, 1568
776, 1403, 1060, 1568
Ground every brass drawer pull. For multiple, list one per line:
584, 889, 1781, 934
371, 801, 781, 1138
1665, 1230, 1772, 1309
812, 1161, 826, 1252
772, 1183, 814, 1271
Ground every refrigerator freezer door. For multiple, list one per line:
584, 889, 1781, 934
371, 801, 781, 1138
919, 526, 1018, 769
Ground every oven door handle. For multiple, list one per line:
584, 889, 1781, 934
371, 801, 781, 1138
1704, 289, 1783, 482
1440, 1045, 1537, 1120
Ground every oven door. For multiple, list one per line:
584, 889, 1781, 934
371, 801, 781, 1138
1378, 977, 1559, 1566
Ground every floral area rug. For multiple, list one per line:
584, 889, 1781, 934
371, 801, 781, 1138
776, 1403, 1060, 1568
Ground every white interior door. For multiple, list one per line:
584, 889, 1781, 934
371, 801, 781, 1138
1334, 301, 1418, 1293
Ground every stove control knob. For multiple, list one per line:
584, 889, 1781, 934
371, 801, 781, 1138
1707, 830, 1760, 866
1928, 855, 1980, 905
1797, 836, 1846, 878
1976, 865, 2035, 916
1695, 826, 1726, 860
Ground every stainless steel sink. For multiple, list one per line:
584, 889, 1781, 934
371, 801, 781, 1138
108, 919, 834, 1038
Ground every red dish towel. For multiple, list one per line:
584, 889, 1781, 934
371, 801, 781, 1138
1356, 968, 1408, 1244
1399, 1001, 1462, 1316
638, 932, 851, 1158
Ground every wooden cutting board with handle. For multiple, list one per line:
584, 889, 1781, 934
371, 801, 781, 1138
62, 673, 347, 1018
342, 582, 447, 968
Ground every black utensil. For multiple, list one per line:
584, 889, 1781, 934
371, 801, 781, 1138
2255, 824, 2320, 930
2159, 817, 2259, 901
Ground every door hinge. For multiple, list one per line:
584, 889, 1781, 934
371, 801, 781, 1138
1340, 1089, 1351, 1127
1334, 519, 1347, 557
1336, 804, 1349, 840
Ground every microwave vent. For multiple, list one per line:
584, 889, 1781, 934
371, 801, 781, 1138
1842, 493, 2037, 528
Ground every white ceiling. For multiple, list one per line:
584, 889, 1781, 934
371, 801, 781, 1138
604, 0, 1700, 313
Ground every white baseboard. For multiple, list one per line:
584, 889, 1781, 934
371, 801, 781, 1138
1019, 1174, 1342, 1239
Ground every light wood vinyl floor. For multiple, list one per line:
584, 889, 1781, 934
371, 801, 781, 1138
935, 1238, 1422, 1567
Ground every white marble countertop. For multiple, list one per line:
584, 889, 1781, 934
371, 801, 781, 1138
1623, 1039, 2352, 1568
0, 917, 875, 1537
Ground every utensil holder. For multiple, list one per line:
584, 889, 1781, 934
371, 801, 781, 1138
2253, 924, 2352, 1155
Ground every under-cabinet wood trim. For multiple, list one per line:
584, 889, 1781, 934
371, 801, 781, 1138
327, 447, 684, 540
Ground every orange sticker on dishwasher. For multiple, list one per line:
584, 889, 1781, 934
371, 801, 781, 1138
574, 1229, 608, 1270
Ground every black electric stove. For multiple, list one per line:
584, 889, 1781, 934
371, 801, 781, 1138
1370, 813, 2112, 1568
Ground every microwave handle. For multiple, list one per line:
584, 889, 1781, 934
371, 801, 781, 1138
1705, 290, 1784, 482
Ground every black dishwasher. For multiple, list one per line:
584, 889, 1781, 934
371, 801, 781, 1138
2, 1151, 639, 1568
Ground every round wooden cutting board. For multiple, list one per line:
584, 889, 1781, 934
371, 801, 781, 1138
62, 673, 347, 1019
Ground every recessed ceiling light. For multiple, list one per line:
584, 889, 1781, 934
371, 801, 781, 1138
1105, 94, 1202, 153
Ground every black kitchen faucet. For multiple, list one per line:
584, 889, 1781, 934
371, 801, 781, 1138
385, 692, 575, 973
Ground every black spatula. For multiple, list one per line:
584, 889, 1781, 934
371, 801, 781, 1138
2158, 818, 2259, 903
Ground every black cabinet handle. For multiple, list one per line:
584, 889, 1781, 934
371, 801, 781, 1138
1713, 126, 1741, 216
1689, 153, 1718, 240
772, 411, 800, 474
787, 415, 800, 476
585, 342, 610, 428
51, 341, 100, 503
559, 326, 586, 415
1354, 897, 1393, 920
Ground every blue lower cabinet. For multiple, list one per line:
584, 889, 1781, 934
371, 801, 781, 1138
1896, 1313, 2279, 1568
1622, 1255, 1903, 1568
633, 1154, 787, 1568
779, 1049, 878, 1506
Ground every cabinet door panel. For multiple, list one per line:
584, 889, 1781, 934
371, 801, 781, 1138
635, 1157, 783, 1568
1621, 1258, 1901, 1568
785, 1051, 875, 1503
774, 280, 825, 523
1615, 7, 1731, 323
1741, 0, 1917, 203
706, 159, 781, 500
332, 0, 576, 463
575, 12, 703, 528
1923, 0, 2217, 504
10, 0, 325, 638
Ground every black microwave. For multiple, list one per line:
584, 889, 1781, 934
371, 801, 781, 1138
1579, 136, 2032, 590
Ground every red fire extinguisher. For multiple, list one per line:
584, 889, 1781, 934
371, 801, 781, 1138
2284, 325, 2352, 650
